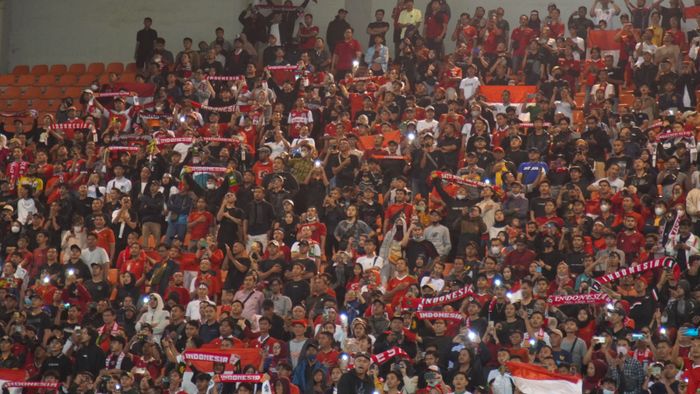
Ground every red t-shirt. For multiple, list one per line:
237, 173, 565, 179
386, 275, 418, 306
334, 39, 362, 70
425, 13, 447, 40
511, 27, 536, 57
299, 25, 319, 49
188, 211, 214, 240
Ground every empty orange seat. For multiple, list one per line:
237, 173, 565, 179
32, 100, 49, 112
30, 64, 49, 75
125, 63, 138, 73
12, 75, 35, 86
3, 87, 21, 99
11, 65, 29, 75
45, 100, 60, 112
106, 62, 124, 74
56, 74, 77, 87
98, 74, 111, 85
35, 74, 56, 86
63, 86, 83, 98
120, 73, 136, 83
77, 74, 98, 86
7, 100, 28, 111
0, 75, 15, 87
572, 110, 584, 125
22, 86, 42, 99
68, 64, 86, 75
87, 63, 105, 75
49, 64, 68, 75
43, 87, 63, 99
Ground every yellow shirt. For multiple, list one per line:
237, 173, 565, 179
398, 9, 422, 38
650, 25, 663, 46
18, 176, 44, 194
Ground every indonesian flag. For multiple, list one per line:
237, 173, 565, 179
0, 369, 27, 394
112, 82, 157, 107
587, 30, 621, 63
685, 6, 700, 18
479, 85, 538, 120
507, 362, 582, 394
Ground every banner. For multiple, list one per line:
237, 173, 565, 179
205, 75, 245, 81
51, 122, 88, 130
657, 131, 694, 140
358, 130, 401, 150
95, 92, 131, 98
107, 146, 140, 152
185, 166, 229, 173
370, 154, 407, 160
418, 284, 474, 309
587, 30, 622, 63
479, 85, 538, 103
546, 292, 611, 306
431, 171, 489, 188
0, 110, 37, 118
370, 347, 410, 365
184, 348, 262, 373
4, 381, 60, 389
156, 137, 193, 145
415, 311, 465, 321
204, 137, 240, 144
685, 5, 700, 18
218, 374, 264, 383
592, 257, 676, 291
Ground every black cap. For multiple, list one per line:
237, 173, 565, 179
354, 352, 371, 360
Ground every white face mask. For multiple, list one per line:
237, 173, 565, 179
655, 207, 665, 216
617, 346, 628, 355
602, 390, 614, 394
90, 84, 99, 91
600, 204, 610, 213
11, 226, 19, 233
491, 246, 501, 255
471, 111, 480, 118
206, 182, 216, 190
456, 194, 467, 200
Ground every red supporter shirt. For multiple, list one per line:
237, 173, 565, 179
334, 39, 362, 70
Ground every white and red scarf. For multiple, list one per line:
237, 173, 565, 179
415, 311, 465, 321
546, 292, 611, 306
592, 257, 677, 291
432, 171, 489, 188
370, 347, 410, 365
418, 285, 475, 309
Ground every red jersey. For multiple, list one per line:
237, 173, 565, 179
425, 13, 447, 40
334, 39, 362, 70
511, 27, 536, 57
386, 275, 417, 306
252, 160, 273, 185
188, 211, 214, 240
299, 24, 319, 49
287, 108, 314, 138
121, 257, 146, 279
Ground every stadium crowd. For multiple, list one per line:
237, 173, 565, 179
5, 0, 700, 393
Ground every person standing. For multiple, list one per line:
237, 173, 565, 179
135, 17, 157, 69
327, 9, 352, 54
366, 9, 390, 48
337, 352, 374, 394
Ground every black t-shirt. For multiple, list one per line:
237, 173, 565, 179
26, 310, 51, 334
326, 153, 360, 188
218, 206, 245, 245
284, 279, 310, 306
85, 279, 112, 302
224, 257, 251, 291
367, 21, 390, 46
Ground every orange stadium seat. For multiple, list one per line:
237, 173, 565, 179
30, 64, 49, 75
43, 87, 63, 99
63, 86, 83, 99
68, 64, 86, 75
619, 94, 634, 106
98, 74, 111, 85
45, 100, 60, 112
49, 64, 68, 75
35, 74, 56, 87
12, 75, 35, 86
31, 100, 49, 112
7, 100, 28, 111
0, 75, 15, 87
87, 63, 105, 75
22, 86, 42, 99
120, 73, 136, 83
3, 87, 21, 99
11, 65, 29, 75
56, 74, 77, 87
125, 63, 138, 73
106, 62, 124, 74
572, 109, 584, 125
76, 74, 98, 87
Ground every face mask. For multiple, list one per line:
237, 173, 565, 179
90, 84, 99, 91
491, 246, 501, 255
73, 226, 82, 233
307, 354, 317, 361
11, 226, 19, 233
471, 111, 480, 118
617, 346, 628, 355
602, 390, 614, 394
456, 194, 466, 200
600, 204, 610, 213
416, 205, 425, 212
655, 207, 665, 216
206, 182, 216, 190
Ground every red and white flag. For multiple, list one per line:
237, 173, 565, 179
506, 362, 582, 394
0, 369, 28, 394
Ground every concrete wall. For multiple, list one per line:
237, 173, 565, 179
2, 0, 694, 72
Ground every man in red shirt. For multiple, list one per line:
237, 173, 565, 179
298, 14, 319, 50
385, 258, 417, 306
331, 28, 362, 80
424, 0, 448, 56
510, 15, 536, 72
315, 331, 339, 368
617, 215, 645, 263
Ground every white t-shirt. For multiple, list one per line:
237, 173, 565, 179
80, 246, 110, 269
356, 254, 384, 272
459, 76, 480, 101
593, 8, 618, 29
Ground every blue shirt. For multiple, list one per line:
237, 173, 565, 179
517, 161, 548, 185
